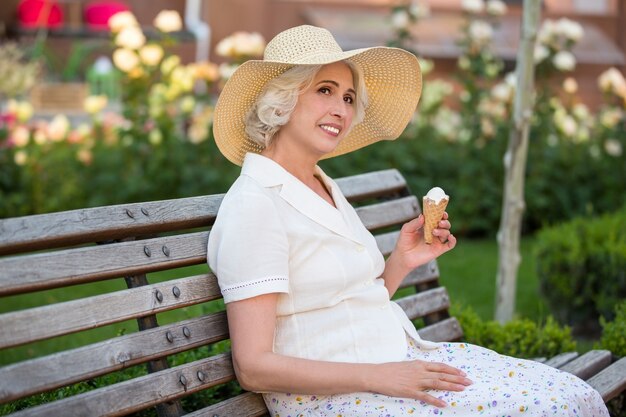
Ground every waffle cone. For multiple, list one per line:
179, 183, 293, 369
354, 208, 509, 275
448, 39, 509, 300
422, 197, 449, 244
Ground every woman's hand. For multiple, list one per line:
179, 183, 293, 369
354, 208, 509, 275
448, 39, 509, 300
394, 212, 457, 272
370, 359, 472, 408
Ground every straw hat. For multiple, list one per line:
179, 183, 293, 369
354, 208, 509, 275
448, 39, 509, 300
213, 25, 422, 166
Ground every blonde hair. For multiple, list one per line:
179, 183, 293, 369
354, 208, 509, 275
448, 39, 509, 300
245, 61, 368, 148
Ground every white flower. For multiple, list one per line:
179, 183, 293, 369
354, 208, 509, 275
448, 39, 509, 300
47, 115, 70, 142
14, 150, 28, 166
462, 0, 484, 14
538, 20, 556, 45
180, 95, 196, 113
216, 31, 266, 58
11, 126, 30, 147
410, 2, 430, 19
604, 139, 623, 157
171, 66, 195, 92
556, 18, 583, 43
557, 114, 577, 137
8, 100, 34, 122
504, 71, 517, 86
219, 62, 239, 80
139, 44, 164, 66
598, 67, 626, 97
112, 48, 140, 72
149, 129, 163, 145
391, 10, 410, 30
457, 56, 471, 70
491, 82, 513, 102
115, 26, 146, 50
468, 20, 493, 45
562, 77, 578, 94
572, 103, 589, 121
84, 95, 108, 114
486, 0, 507, 16
553, 50, 576, 71
108, 11, 138, 33
600, 108, 623, 128
160, 55, 181, 75
154, 10, 182, 33
534, 44, 550, 63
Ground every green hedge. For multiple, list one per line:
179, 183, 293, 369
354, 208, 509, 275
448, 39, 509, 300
534, 206, 626, 331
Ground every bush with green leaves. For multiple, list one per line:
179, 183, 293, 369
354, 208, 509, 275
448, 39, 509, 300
451, 305, 576, 359
596, 301, 626, 358
534, 206, 626, 331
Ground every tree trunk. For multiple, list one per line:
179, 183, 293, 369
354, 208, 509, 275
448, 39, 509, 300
494, 0, 541, 323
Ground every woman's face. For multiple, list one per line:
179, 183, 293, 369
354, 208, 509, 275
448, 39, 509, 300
277, 62, 356, 158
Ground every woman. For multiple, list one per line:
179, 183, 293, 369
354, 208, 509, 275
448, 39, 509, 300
208, 25, 608, 416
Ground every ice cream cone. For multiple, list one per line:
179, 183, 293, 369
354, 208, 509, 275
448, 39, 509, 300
422, 196, 449, 244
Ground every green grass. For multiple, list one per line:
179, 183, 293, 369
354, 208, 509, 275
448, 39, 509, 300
1, 238, 548, 366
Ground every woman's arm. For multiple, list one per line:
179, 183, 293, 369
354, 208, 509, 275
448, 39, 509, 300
227, 292, 471, 408
381, 213, 456, 298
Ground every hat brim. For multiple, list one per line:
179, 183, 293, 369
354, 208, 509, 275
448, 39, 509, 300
213, 46, 422, 166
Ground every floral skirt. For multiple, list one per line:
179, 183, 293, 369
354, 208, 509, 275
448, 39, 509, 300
263, 336, 609, 417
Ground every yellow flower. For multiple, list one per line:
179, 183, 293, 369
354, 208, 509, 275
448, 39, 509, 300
112, 48, 140, 73
180, 96, 196, 113
139, 44, 164, 66
84, 95, 108, 114
14, 150, 28, 166
563, 77, 578, 94
47, 114, 70, 142
161, 55, 181, 75
477, 405, 484, 411
154, 10, 182, 33
115, 25, 146, 50
508, 371, 515, 377
108, 11, 138, 33
189, 61, 220, 83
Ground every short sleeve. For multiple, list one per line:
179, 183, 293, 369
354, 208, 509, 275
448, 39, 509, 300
207, 183, 289, 303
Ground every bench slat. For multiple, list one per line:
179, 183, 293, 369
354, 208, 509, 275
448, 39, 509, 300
9, 354, 236, 417
186, 392, 268, 417
0, 170, 406, 257
396, 287, 450, 320
0, 195, 223, 257
334, 169, 406, 201
401, 261, 440, 288
0, 274, 219, 349
417, 317, 464, 342
586, 357, 626, 402
543, 351, 579, 368
356, 196, 419, 231
0, 312, 229, 403
558, 350, 612, 380
0, 232, 208, 296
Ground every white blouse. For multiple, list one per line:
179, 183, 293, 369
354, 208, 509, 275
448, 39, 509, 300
207, 153, 439, 365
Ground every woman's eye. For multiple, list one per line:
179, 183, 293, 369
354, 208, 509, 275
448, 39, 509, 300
319, 87, 330, 95
344, 96, 354, 104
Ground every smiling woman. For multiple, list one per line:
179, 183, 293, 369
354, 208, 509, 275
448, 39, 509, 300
206, 24, 609, 417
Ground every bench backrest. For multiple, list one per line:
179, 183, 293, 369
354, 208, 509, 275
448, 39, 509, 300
0, 169, 462, 417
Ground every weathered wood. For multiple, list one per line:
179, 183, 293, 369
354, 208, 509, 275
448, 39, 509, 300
0, 312, 229, 404
0, 169, 404, 257
559, 350, 612, 380
8, 354, 236, 417
0, 232, 208, 296
356, 196, 419, 231
187, 392, 268, 417
374, 230, 399, 255
400, 261, 439, 288
0, 195, 223, 257
335, 168, 406, 201
0, 274, 219, 349
543, 351, 579, 368
586, 357, 626, 402
417, 317, 464, 342
396, 287, 450, 320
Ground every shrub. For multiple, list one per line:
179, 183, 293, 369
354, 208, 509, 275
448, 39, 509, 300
534, 207, 626, 331
596, 301, 626, 357
452, 304, 576, 358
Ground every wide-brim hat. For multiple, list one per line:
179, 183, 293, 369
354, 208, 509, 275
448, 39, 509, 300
213, 25, 422, 166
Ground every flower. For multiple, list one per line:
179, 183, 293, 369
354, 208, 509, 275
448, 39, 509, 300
139, 44, 164, 66
216, 31, 266, 59
189, 61, 220, 83
14, 150, 28, 166
491, 82, 513, 103
600, 108, 623, 128
115, 26, 146, 50
171, 66, 195, 92
598, 67, 626, 98
84, 95, 108, 114
47, 115, 70, 142
77, 149, 93, 165
149, 128, 163, 145
604, 139, 623, 157
180, 95, 196, 113
534, 44, 550, 63
160, 55, 181, 75
7, 99, 34, 122
486, 0, 507, 16
154, 10, 183, 33
391, 9, 410, 30
108, 11, 138, 33
562, 77, 578, 94
11, 125, 30, 147
462, 0, 484, 14
410, 2, 430, 19
468, 21, 493, 46
219, 62, 239, 81
112, 48, 140, 72
556, 18, 583, 43
552, 51, 576, 71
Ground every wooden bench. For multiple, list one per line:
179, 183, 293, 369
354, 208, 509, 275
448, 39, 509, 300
0, 169, 624, 417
